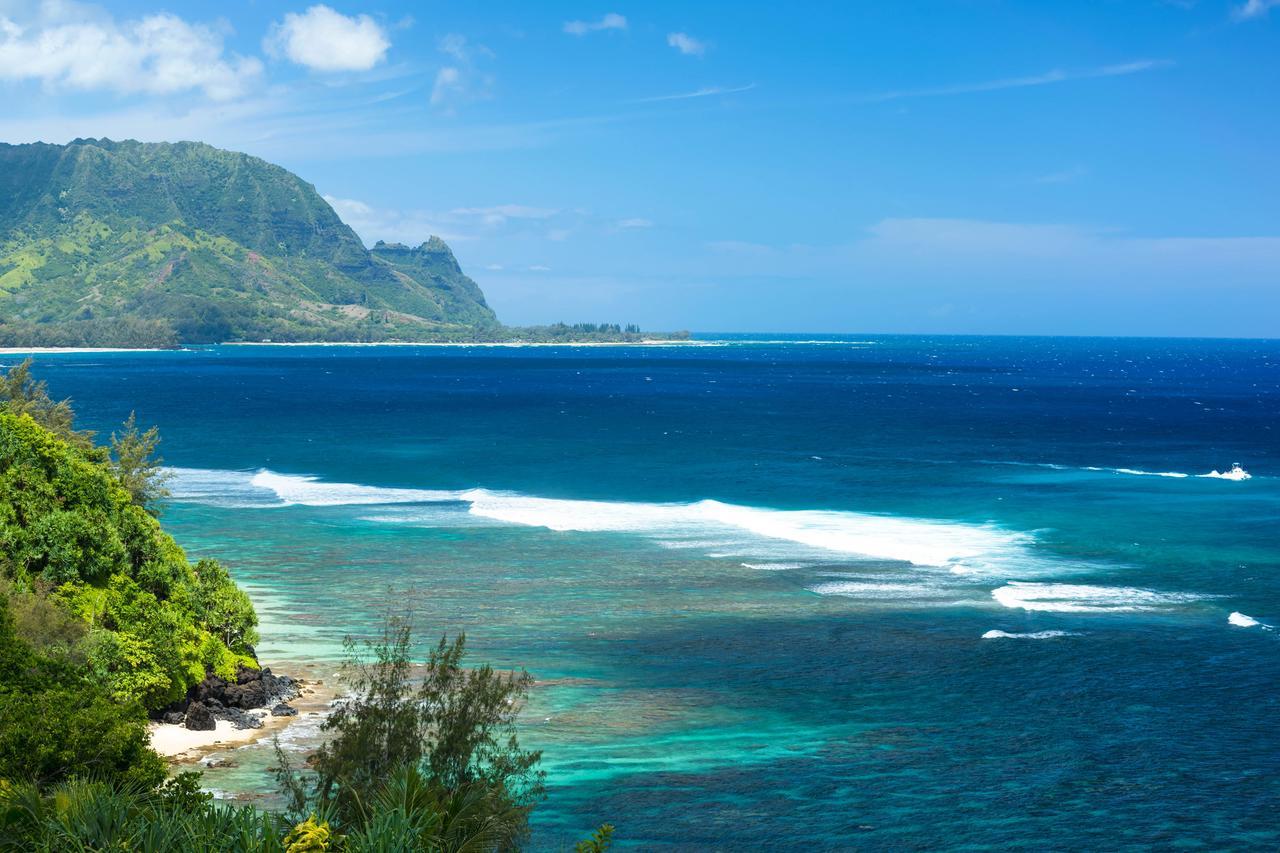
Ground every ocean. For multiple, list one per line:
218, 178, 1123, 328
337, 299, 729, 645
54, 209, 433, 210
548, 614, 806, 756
17, 335, 1280, 850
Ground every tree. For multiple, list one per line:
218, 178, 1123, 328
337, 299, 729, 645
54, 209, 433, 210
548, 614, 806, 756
0, 358, 94, 452
0, 594, 166, 790
110, 411, 171, 514
297, 618, 545, 848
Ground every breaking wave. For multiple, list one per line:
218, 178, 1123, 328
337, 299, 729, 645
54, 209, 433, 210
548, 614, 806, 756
980, 629, 1075, 640
991, 460, 1253, 481
169, 468, 1043, 575
992, 582, 1204, 614
167, 468, 464, 509
1228, 612, 1272, 630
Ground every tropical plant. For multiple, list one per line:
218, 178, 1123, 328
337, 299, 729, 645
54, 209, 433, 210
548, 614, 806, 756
110, 412, 172, 514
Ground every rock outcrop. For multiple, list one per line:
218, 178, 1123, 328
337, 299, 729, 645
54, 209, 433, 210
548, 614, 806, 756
167, 665, 300, 730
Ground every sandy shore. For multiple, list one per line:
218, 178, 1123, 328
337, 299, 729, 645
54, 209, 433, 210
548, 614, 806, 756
148, 669, 337, 763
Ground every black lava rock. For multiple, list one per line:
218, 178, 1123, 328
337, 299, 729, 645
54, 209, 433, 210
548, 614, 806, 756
184, 701, 216, 731
270, 703, 298, 717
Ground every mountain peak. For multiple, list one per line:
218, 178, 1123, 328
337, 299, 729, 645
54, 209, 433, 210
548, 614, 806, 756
0, 139, 498, 345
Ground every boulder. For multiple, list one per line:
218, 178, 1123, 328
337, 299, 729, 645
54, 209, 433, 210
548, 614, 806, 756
184, 701, 216, 731
161, 711, 185, 725
270, 703, 298, 717
220, 707, 264, 730
223, 679, 267, 709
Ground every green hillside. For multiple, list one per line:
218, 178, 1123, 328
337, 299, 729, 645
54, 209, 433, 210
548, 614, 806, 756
0, 139, 499, 346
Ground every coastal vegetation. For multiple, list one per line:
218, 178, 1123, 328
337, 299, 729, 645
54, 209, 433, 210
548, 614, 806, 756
0, 359, 258, 711
0, 359, 610, 850
0, 138, 685, 347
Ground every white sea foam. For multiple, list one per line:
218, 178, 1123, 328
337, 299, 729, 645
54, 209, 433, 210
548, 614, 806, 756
741, 562, 807, 571
1199, 465, 1252, 481
980, 629, 1074, 640
460, 490, 1029, 571
249, 470, 462, 506
170, 469, 1058, 585
807, 581, 952, 599
1227, 611, 1271, 629
992, 582, 1203, 614
167, 468, 463, 508
998, 461, 1254, 481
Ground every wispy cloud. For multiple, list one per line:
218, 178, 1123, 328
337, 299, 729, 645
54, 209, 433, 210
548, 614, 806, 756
1233, 0, 1280, 18
667, 32, 706, 56
430, 33, 495, 111
563, 13, 627, 36
323, 196, 575, 244
617, 218, 653, 229
630, 83, 756, 104
857, 60, 1172, 103
450, 204, 559, 223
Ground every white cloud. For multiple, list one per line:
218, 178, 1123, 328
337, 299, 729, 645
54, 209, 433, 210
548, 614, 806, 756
265, 5, 389, 72
0, 0, 261, 100
617, 218, 653, 229
528, 264, 552, 272
324, 194, 464, 245
1234, 0, 1280, 18
429, 33, 494, 111
666, 32, 705, 56
858, 59, 1171, 103
325, 196, 572, 245
563, 13, 626, 36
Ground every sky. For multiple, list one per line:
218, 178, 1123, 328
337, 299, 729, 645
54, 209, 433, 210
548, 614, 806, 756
1, 1, 1278, 336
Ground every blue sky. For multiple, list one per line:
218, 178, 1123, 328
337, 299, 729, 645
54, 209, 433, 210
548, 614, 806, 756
1, 1, 1277, 336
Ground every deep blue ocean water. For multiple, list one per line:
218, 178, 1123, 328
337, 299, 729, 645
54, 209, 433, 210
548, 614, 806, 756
14, 335, 1280, 850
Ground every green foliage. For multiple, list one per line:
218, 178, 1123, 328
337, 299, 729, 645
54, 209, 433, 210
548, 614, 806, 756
157, 771, 214, 812
0, 777, 293, 852
0, 139, 499, 346
0, 362, 259, 710
0, 595, 166, 790
0, 577, 88, 663
0, 358, 94, 452
274, 618, 544, 849
312, 621, 544, 825
0, 768, 574, 852
193, 558, 260, 652
575, 823, 616, 853
110, 412, 171, 514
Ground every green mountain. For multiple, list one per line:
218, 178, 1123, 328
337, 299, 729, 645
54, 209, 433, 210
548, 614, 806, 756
0, 138, 499, 346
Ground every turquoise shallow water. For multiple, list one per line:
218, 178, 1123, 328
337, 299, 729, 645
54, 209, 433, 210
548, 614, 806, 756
16, 335, 1280, 850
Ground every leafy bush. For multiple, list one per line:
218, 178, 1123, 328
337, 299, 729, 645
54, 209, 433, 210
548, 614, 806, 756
0, 595, 165, 790
0, 361, 259, 710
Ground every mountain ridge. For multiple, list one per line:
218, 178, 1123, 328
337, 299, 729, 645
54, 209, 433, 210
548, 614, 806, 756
0, 138, 501, 345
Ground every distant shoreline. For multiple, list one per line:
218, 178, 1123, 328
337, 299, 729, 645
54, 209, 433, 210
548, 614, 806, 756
0, 346, 161, 354
222, 339, 712, 348
0, 340, 713, 354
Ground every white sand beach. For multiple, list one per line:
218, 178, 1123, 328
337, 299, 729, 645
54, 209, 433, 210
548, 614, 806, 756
148, 671, 335, 762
